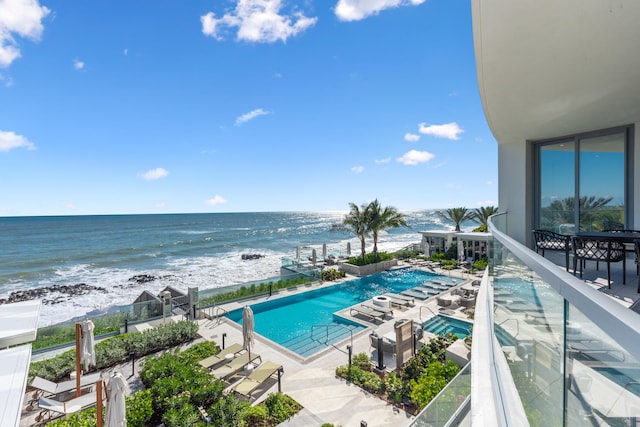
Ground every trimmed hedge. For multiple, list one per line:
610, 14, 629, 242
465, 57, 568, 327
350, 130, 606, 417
29, 320, 199, 383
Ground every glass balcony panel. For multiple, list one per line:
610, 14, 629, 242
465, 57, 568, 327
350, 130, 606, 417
492, 239, 565, 426
566, 304, 640, 425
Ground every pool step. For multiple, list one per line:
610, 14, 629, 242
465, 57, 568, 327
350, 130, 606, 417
282, 324, 358, 357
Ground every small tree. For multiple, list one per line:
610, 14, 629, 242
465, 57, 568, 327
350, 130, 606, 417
437, 207, 475, 232
368, 199, 409, 261
472, 206, 499, 231
332, 202, 370, 263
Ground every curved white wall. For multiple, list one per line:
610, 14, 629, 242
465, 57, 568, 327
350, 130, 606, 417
472, 0, 640, 242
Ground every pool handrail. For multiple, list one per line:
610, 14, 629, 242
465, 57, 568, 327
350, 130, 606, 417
310, 324, 353, 352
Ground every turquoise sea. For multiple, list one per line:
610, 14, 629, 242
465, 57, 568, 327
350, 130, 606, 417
0, 211, 468, 326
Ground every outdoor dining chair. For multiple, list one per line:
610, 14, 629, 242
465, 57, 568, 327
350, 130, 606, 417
532, 229, 571, 271
571, 235, 626, 288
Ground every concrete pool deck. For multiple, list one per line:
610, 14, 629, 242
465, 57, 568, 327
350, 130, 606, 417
195, 264, 475, 426
20, 264, 475, 426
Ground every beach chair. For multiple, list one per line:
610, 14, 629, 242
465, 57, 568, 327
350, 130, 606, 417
229, 361, 283, 399
36, 390, 98, 422
349, 305, 387, 321
210, 351, 262, 380
361, 301, 393, 315
399, 289, 430, 300
30, 372, 102, 402
382, 293, 414, 307
198, 343, 243, 370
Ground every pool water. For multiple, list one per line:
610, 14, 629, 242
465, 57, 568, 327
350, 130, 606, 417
226, 268, 460, 357
422, 315, 473, 339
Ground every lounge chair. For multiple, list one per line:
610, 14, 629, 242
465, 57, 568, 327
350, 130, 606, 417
349, 305, 387, 321
229, 361, 283, 398
198, 343, 243, 370
412, 286, 440, 296
399, 289, 431, 300
210, 352, 262, 380
36, 390, 98, 422
30, 372, 102, 402
361, 301, 393, 315
382, 293, 414, 307
369, 333, 396, 355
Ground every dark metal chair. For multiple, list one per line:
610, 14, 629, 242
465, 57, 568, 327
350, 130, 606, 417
571, 235, 625, 288
533, 229, 571, 271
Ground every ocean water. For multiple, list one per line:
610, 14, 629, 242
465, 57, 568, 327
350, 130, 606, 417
0, 211, 462, 326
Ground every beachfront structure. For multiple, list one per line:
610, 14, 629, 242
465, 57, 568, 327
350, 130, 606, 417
420, 230, 490, 261
458, 1, 640, 425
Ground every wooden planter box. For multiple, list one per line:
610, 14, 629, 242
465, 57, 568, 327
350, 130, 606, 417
338, 259, 398, 277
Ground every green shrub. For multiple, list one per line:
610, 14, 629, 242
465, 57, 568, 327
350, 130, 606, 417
351, 352, 371, 370
243, 404, 269, 426
29, 320, 199, 383
322, 268, 346, 281
472, 257, 488, 271
385, 372, 406, 404
409, 361, 460, 408
199, 276, 315, 306
347, 251, 393, 266
335, 365, 384, 394
264, 393, 303, 424
126, 389, 154, 427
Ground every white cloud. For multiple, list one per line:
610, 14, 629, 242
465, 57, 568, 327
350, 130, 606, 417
201, 0, 317, 43
0, 73, 14, 87
0, 130, 36, 152
138, 167, 169, 180
206, 195, 227, 206
0, 0, 50, 67
351, 165, 364, 173
418, 122, 463, 140
73, 58, 84, 70
335, 0, 425, 22
396, 149, 435, 166
404, 132, 420, 142
235, 108, 270, 126
375, 158, 391, 164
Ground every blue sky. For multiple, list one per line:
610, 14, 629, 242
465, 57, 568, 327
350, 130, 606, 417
0, 0, 497, 216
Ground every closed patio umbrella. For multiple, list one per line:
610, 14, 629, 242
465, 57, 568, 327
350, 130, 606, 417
346, 242, 351, 257
242, 306, 255, 364
311, 249, 317, 265
322, 243, 327, 259
75, 319, 96, 396
296, 245, 300, 262
105, 372, 128, 427
81, 319, 96, 371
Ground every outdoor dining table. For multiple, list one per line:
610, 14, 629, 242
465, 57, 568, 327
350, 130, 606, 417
574, 231, 640, 289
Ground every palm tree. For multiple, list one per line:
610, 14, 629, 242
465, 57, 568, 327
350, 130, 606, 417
437, 207, 475, 232
336, 202, 370, 263
368, 199, 409, 260
472, 206, 499, 228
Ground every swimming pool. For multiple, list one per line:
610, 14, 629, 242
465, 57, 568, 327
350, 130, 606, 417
422, 314, 473, 339
226, 268, 460, 357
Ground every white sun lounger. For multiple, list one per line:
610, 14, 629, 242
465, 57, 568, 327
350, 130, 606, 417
36, 390, 98, 422
30, 372, 102, 400
400, 289, 431, 300
382, 293, 414, 307
349, 305, 387, 321
361, 301, 393, 315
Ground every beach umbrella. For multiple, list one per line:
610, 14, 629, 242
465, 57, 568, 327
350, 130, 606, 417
242, 306, 255, 363
457, 240, 464, 262
311, 249, 317, 265
105, 372, 128, 427
346, 242, 351, 257
322, 243, 327, 259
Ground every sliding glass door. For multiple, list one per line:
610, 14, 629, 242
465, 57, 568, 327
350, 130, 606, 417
536, 126, 630, 233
